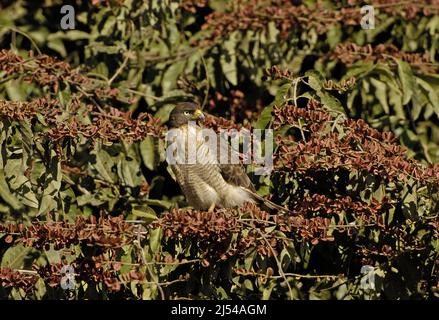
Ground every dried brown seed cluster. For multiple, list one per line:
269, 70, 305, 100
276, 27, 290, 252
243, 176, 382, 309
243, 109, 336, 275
0, 268, 39, 293
154, 207, 241, 241
196, 0, 438, 46
347, 0, 439, 19
198, 1, 362, 44
0, 50, 134, 101
329, 43, 437, 73
264, 65, 294, 81
180, 0, 208, 13
0, 97, 163, 150
0, 215, 139, 250
47, 107, 163, 144
35, 258, 146, 293
293, 194, 389, 218
323, 77, 356, 93
273, 101, 439, 185
0, 49, 88, 92
203, 114, 252, 132
0, 98, 65, 122
155, 203, 337, 259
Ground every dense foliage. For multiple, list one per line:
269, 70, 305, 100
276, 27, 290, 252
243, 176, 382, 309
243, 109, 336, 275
0, 0, 438, 300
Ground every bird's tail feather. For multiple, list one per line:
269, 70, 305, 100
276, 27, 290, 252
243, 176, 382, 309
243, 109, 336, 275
240, 187, 297, 215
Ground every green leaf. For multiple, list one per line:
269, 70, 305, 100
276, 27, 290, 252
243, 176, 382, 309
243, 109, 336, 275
254, 82, 292, 129
149, 227, 163, 254
92, 148, 115, 184
417, 77, 439, 118
117, 157, 139, 188
144, 198, 172, 209
345, 61, 376, 79
267, 21, 279, 43
4, 158, 38, 209
365, 17, 396, 42
132, 205, 157, 223
47, 38, 67, 57
162, 60, 185, 93
306, 70, 324, 92
370, 78, 389, 114
1, 244, 31, 269
0, 169, 22, 210
38, 150, 61, 215
76, 193, 106, 206
5, 81, 26, 101
48, 30, 91, 41
44, 245, 62, 265
254, 105, 273, 129
140, 136, 156, 171
319, 91, 344, 113
220, 32, 238, 85
306, 70, 343, 112
262, 281, 276, 300
396, 59, 416, 105
34, 278, 47, 299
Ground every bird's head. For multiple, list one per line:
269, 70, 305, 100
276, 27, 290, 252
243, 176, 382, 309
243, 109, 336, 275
168, 102, 205, 128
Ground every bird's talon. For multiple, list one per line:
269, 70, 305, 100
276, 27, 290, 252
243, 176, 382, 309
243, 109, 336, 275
208, 203, 216, 212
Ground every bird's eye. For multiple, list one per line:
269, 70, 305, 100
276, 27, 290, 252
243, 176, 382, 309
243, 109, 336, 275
184, 111, 191, 116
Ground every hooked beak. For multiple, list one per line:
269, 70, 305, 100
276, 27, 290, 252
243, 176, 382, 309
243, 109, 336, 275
193, 109, 205, 122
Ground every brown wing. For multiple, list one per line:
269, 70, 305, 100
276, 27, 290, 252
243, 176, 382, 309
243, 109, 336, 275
209, 126, 295, 214
219, 163, 256, 192
216, 132, 256, 192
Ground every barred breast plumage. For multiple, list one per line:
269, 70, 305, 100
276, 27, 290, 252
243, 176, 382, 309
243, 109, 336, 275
168, 123, 256, 210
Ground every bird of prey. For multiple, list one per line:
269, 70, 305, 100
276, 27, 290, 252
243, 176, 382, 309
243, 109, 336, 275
166, 102, 291, 213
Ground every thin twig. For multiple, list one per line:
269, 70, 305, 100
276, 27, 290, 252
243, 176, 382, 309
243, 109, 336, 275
108, 53, 130, 86
240, 221, 294, 299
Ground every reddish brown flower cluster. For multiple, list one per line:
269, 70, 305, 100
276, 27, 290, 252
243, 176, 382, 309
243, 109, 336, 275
264, 65, 294, 81
91, 0, 125, 6
347, 0, 439, 19
0, 97, 67, 123
203, 113, 252, 132
0, 255, 149, 295
272, 99, 333, 130
154, 207, 241, 241
198, 1, 363, 44
35, 258, 146, 293
0, 215, 139, 250
180, 0, 208, 13
0, 97, 163, 149
47, 107, 163, 144
329, 43, 437, 73
323, 77, 356, 93
273, 101, 439, 185
0, 49, 88, 92
0, 259, 149, 295
0, 50, 132, 101
1, 204, 434, 293
196, 0, 439, 46
154, 203, 338, 259
0, 268, 39, 294
265, 66, 355, 93
293, 194, 389, 218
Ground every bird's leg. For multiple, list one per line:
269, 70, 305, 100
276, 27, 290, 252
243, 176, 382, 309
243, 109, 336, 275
208, 202, 216, 213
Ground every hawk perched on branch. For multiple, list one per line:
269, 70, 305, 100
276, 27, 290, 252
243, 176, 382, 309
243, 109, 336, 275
167, 102, 291, 213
